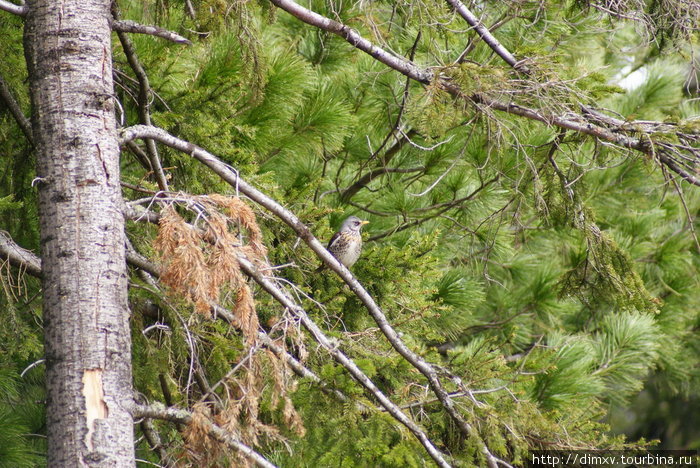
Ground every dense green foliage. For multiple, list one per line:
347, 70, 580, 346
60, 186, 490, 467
1, 0, 699, 465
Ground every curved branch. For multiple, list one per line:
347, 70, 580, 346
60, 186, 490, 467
1, 224, 369, 460
122, 222, 359, 406
125, 205, 447, 462
0, 0, 25, 16
119, 135, 454, 465
237, 256, 452, 467
268, 0, 432, 84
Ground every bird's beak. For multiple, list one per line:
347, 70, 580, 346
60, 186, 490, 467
361, 220, 370, 225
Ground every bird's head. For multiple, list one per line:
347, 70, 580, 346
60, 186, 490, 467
341, 216, 369, 233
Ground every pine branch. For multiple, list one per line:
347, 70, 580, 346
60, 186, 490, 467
130, 403, 277, 468
122, 227, 359, 406
119, 124, 503, 467
268, 0, 700, 187
235, 256, 452, 468
0, 229, 366, 461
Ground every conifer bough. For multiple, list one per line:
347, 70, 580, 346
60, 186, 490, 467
268, 0, 700, 187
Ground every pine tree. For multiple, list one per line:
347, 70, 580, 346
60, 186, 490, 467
0, 0, 698, 466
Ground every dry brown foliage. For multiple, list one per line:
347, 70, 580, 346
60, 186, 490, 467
152, 194, 304, 465
154, 195, 266, 345
181, 403, 222, 465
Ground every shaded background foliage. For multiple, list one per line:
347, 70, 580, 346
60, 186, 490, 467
1, 0, 699, 465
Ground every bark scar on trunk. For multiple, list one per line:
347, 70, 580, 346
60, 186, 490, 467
82, 368, 109, 451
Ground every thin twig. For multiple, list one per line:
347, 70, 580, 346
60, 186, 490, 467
0, 1, 192, 45
340, 130, 417, 201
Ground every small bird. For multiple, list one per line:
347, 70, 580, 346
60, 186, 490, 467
316, 216, 369, 271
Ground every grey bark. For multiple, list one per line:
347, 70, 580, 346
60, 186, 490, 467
23, 0, 134, 466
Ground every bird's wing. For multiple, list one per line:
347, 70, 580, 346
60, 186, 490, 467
326, 231, 342, 250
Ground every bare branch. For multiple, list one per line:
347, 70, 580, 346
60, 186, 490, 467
112, 19, 191, 44
444, 0, 527, 72
139, 418, 171, 465
0, 0, 25, 16
0, 73, 33, 143
121, 226, 358, 406
0, 2, 191, 45
125, 204, 441, 459
0, 230, 42, 277
236, 256, 452, 468
114, 5, 170, 192
184, 0, 196, 19
268, 0, 432, 84
130, 403, 277, 468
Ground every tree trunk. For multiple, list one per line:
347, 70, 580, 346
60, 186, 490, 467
23, 0, 134, 466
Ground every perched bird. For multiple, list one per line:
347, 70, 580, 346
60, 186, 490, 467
316, 216, 369, 271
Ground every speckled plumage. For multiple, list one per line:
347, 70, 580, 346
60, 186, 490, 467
317, 216, 368, 271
